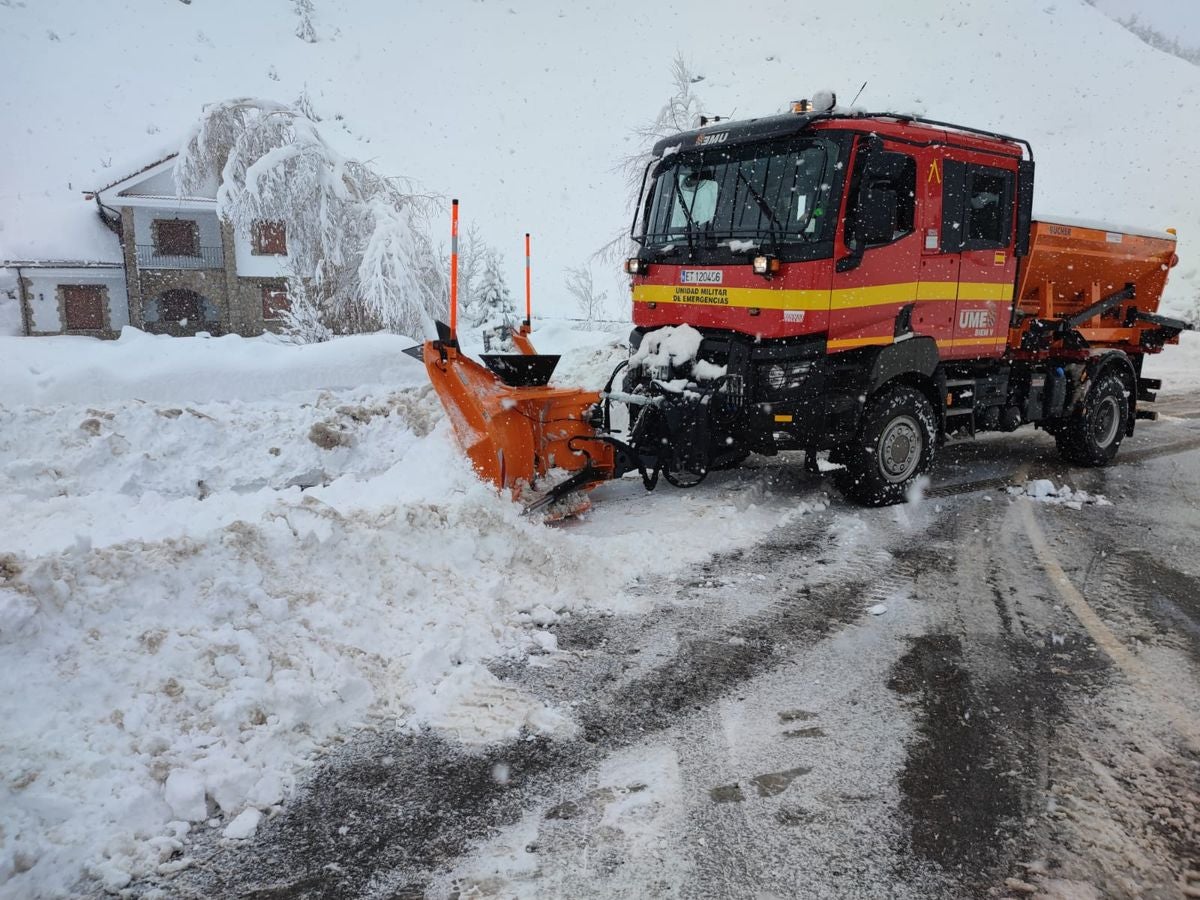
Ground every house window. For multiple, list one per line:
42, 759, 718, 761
252, 221, 287, 255
153, 219, 200, 256
159, 289, 202, 324
63, 285, 104, 330
262, 285, 290, 320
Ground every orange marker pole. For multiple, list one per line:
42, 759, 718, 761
524, 232, 532, 328
449, 199, 459, 340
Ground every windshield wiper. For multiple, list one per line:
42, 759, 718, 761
672, 173, 700, 255
736, 166, 783, 257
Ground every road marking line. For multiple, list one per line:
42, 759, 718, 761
1018, 499, 1200, 752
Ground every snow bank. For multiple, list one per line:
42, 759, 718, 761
1143, 331, 1200, 398
0, 330, 815, 897
0, 328, 423, 405
0, 296, 21, 338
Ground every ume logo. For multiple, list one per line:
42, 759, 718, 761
958, 308, 997, 330
696, 132, 729, 146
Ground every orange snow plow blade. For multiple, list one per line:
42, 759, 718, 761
421, 340, 616, 513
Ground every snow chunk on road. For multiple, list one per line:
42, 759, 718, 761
1010, 479, 1111, 509
222, 809, 263, 840
164, 771, 207, 823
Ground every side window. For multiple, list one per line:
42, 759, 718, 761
965, 169, 1009, 246
845, 148, 916, 248
941, 161, 1014, 251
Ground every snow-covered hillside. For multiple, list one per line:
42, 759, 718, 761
1, 0, 1198, 315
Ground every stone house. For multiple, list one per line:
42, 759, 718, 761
5, 154, 293, 338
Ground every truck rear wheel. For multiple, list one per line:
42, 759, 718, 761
834, 385, 937, 507
1055, 372, 1129, 466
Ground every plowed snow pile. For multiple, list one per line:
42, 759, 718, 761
0, 328, 822, 897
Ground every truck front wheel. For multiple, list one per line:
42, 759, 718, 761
834, 385, 937, 507
1055, 372, 1129, 466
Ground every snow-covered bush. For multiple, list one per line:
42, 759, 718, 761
177, 98, 444, 340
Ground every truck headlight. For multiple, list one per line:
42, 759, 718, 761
752, 255, 780, 276
760, 359, 812, 392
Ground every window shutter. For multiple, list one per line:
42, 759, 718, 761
154, 220, 200, 256
63, 285, 104, 330
262, 285, 290, 319
253, 222, 287, 255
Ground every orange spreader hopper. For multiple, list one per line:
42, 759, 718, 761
421, 340, 617, 514
1010, 219, 1181, 353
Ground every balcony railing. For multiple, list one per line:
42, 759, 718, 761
135, 244, 224, 270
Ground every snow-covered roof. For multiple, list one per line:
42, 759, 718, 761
2, 260, 123, 269
92, 154, 178, 197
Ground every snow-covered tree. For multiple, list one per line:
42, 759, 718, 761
597, 54, 707, 264
467, 250, 517, 350
293, 0, 318, 43
176, 98, 444, 340
456, 221, 487, 323
565, 264, 608, 326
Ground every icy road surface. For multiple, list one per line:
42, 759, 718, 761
2, 330, 1198, 898
170, 395, 1199, 898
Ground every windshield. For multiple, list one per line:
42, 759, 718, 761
639, 136, 844, 253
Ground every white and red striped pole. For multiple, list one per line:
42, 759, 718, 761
524, 232, 532, 328
449, 199, 459, 340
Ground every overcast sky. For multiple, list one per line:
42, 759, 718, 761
1092, 0, 1200, 47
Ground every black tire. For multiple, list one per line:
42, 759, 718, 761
1055, 372, 1129, 466
834, 385, 937, 507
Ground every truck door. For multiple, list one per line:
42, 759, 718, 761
914, 149, 957, 347
828, 138, 921, 352
940, 158, 1019, 359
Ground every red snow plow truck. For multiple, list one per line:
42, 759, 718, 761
418, 103, 1191, 511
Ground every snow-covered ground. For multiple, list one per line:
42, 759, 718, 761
0, 326, 825, 897
1, 323, 1196, 896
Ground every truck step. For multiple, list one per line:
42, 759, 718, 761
944, 379, 976, 388
945, 408, 975, 417
1138, 389, 1157, 403
1140, 377, 1163, 391
1136, 409, 1159, 421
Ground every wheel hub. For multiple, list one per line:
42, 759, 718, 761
878, 415, 922, 483
1092, 396, 1120, 448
